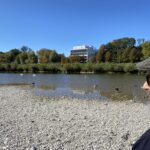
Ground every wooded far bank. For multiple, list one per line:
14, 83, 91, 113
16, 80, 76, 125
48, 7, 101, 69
0, 37, 149, 73
0, 37, 149, 64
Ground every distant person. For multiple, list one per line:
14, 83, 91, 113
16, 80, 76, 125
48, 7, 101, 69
132, 74, 150, 150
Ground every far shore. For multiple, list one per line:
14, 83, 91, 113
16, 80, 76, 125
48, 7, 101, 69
0, 63, 138, 74
0, 85, 150, 150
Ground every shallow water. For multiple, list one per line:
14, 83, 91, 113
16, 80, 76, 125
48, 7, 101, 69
0, 73, 148, 102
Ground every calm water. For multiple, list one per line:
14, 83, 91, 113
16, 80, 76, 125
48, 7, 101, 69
0, 73, 148, 102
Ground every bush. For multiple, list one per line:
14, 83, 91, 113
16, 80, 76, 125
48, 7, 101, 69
46, 64, 61, 73
10, 63, 18, 71
16, 65, 24, 72
93, 63, 104, 73
0, 62, 137, 73
123, 63, 136, 73
103, 63, 114, 72
0, 64, 6, 71
81, 63, 93, 72
3, 64, 11, 71
28, 64, 39, 72
63, 63, 81, 73
113, 64, 124, 72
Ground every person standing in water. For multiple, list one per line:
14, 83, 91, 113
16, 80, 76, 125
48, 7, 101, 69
132, 74, 150, 150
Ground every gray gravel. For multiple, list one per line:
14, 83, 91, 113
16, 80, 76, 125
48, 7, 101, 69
0, 85, 150, 150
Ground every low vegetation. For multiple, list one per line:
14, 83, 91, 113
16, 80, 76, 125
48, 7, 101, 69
0, 63, 137, 73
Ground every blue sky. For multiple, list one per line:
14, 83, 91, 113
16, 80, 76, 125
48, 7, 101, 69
0, 0, 150, 56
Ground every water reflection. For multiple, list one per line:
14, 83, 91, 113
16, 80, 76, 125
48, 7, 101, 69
101, 90, 130, 101
37, 84, 56, 90
0, 73, 148, 102
34, 86, 105, 101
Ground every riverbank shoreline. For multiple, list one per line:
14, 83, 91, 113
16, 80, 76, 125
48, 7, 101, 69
0, 85, 150, 150
0, 63, 137, 74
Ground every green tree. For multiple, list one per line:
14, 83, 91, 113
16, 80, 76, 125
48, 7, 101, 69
17, 46, 37, 64
0, 52, 6, 63
96, 45, 105, 62
49, 51, 60, 62
7, 49, 20, 63
26, 51, 38, 63
21, 46, 29, 52
19, 52, 28, 64
105, 51, 111, 62
122, 48, 130, 63
129, 47, 142, 62
37, 48, 60, 63
90, 56, 96, 63
141, 41, 150, 58
111, 37, 136, 49
60, 54, 66, 64
104, 37, 136, 62
37, 48, 53, 63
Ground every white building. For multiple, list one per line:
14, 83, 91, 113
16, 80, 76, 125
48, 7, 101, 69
70, 45, 97, 62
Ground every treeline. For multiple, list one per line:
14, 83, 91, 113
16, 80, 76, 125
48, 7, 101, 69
0, 37, 150, 73
0, 37, 150, 64
0, 46, 63, 64
95, 38, 150, 63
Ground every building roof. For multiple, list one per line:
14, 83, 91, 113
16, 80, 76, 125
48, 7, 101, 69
72, 45, 96, 51
136, 57, 150, 71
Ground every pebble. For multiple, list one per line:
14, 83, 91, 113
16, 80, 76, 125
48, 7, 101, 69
0, 85, 150, 150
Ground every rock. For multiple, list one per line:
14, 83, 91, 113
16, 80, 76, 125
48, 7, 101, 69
84, 116, 87, 119
0, 86, 150, 150
30, 146, 37, 150
4, 138, 8, 144
122, 133, 130, 141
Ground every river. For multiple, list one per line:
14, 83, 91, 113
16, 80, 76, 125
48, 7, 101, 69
0, 73, 148, 102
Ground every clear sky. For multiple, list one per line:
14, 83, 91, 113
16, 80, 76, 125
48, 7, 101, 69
0, 0, 150, 56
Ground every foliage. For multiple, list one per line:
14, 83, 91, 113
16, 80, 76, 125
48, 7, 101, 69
69, 56, 86, 63
93, 63, 104, 72
105, 51, 111, 62
141, 41, 150, 58
0, 62, 137, 73
123, 63, 136, 73
63, 63, 81, 73
0, 37, 147, 74
96, 45, 105, 62
37, 49, 60, 63
81, 63, 93, 72
95, 37, 142, 63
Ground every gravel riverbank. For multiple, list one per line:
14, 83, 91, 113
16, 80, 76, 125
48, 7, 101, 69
0, 85, 150, 150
